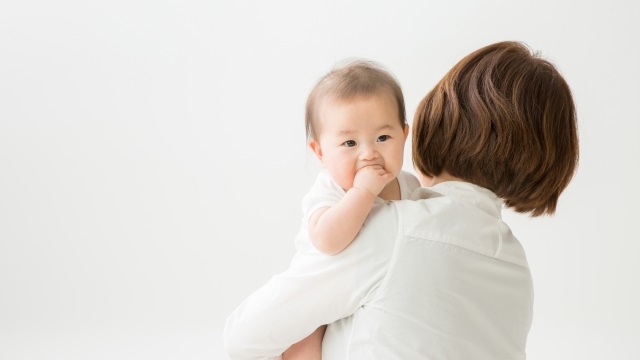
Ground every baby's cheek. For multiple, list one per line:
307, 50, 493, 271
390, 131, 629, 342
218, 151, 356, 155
343, 173, 356, 190
391, 154, 405, 173
333, 169, 355, 191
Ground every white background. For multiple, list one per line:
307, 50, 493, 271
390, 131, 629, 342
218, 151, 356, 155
1, 1, 639, 359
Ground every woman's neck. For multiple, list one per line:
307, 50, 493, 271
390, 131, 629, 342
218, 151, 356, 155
419, 171, 463, 187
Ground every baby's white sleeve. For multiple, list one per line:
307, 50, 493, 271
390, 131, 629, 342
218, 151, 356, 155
301, 171, 345, 222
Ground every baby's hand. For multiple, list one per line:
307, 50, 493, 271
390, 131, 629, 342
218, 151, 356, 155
352, 165, 394, 197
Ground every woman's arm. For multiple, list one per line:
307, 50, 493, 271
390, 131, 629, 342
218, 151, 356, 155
223, 202, 398, 360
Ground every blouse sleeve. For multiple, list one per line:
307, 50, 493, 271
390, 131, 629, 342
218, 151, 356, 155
223, 202, 399, 359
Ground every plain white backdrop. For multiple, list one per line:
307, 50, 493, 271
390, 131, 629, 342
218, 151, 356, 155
1, 1, 638, 359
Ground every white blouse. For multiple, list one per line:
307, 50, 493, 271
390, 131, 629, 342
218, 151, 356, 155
224, 181, 533, 359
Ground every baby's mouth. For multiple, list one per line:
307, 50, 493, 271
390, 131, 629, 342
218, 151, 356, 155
358, 163, 384, 171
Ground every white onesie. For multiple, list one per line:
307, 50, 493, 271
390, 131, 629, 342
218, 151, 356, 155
294, 170, 420, 252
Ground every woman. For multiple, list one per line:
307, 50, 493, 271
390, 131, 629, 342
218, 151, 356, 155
224, 40, 578, 360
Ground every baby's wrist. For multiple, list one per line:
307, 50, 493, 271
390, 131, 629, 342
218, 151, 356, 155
349, 186, 377, 199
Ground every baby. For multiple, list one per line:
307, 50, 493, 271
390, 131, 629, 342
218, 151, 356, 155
284, 60, 420, 359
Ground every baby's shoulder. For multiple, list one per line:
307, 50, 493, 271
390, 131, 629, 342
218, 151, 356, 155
397, 170, 421, 199
301, 170, 345, 215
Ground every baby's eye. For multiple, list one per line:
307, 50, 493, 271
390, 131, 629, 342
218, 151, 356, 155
377, 135, 390, 142
343, 140, 357, 147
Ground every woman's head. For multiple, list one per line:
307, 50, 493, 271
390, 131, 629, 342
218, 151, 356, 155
412, 41, 579, 216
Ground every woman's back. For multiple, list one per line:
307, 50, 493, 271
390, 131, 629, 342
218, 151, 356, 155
323, 182, 533, 359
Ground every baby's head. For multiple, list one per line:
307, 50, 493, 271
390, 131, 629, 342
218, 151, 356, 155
305, 60, 409, 191
412, 41, 579, 216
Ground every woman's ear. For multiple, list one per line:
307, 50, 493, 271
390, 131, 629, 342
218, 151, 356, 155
309, 139, 323, 162
403, 124, 409, 139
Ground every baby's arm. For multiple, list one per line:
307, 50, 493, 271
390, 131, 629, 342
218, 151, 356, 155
282, 325, 326, 360
309, 165, 393, 255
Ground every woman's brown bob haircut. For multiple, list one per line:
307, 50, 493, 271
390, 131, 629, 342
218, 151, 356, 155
305, 59, 406, 141
413, 41, 578, 216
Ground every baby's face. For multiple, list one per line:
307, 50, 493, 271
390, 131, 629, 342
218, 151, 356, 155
310, 92, 408, 191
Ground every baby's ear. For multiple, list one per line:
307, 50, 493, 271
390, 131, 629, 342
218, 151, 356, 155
309, 139, 323, 162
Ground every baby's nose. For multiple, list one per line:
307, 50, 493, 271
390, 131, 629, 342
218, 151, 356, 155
359, 145, 379, 160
